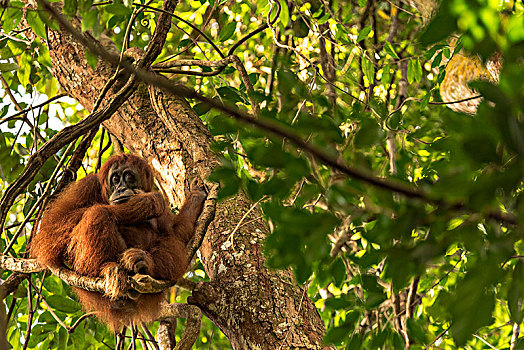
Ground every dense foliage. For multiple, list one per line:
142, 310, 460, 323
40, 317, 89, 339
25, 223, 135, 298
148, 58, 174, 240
0, 0, 523, 348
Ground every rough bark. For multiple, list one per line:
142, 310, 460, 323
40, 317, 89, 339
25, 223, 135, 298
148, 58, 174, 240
27, 10, 328, 349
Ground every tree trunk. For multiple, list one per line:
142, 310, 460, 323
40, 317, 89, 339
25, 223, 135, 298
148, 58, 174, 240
26, 9, 328, 349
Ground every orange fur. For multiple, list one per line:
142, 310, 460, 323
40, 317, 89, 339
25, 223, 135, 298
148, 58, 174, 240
29, 154, 205, 331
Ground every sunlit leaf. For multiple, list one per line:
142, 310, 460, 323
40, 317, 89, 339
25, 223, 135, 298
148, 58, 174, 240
384, 41, 399, 59
218, 22, 237, 42
26, 10, 47, 38
357, 25, 372, 42
0, 62, 19, 72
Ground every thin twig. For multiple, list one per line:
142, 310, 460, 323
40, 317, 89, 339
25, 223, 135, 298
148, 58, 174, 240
473, 334, 499, 350
132, 3, 225, 59
22, 279, 34, 350
388, 95, 483, 117
141, 322, 160, 350
0, 75, 61, 163
54, 127, 98, 194
95, 128, 106, 172
510, 322, 519, 350
227, 196, 267, 245
0, 93, 68, 124
40, 297, 69, 330
68, 312, 96, 333
421, 252, 464, 295
156, 55, 259, 115
423, 326, 450, 350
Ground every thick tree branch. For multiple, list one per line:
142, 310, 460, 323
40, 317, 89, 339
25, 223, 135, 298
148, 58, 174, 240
133, 3, 225, 59
138, 0, 179, 67
157, 317, 177, 350
186, 183, 219, 263
158, 303, 201, 350
0, 255, 179, 294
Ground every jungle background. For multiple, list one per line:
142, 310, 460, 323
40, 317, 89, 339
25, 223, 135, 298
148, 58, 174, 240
0, 0, 523, 348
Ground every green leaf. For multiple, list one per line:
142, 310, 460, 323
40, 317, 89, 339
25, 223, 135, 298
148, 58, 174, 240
383, 249, 416, 291
0, 105, 9, 118
17, 52, 31, 87
362, 57, 375, 83
0, 62, 19, 72
358, 0, 367, 7
26, 10, 47, 38
508, 261, 524, 323
2, 1, 24, 32
332, 258, 346, 286
357, 25, 372, 42
217, 86, 247, 104
208, 166, 241, 200
384, 41, 399, 59
420, 3, 456, 45
177, 38, 191, 48
46, 295, 81, 313
27, 324, 55, 348
368, 98, 387, 120
324, 297, 354, 310
7, 41, 26, 56
264, 202, 338, 279
388, 111, 401, 129
218, 22, 237, 42
443, 47, 451, 59
57, 326, 69, 350
85, 50, 98, 69
278, 0, 289, 28
193, 102, 211, 116
105, 3, 132, 15
0, 47, 14, 60
361, 274, 387, 308
406, 318, 428, 344
37, 9, 60, 32
381, 64, 391, 86
431, 51, 443, 69
324, 319, 354, 345
420, 92, 431, 111
354, 117, 383, 148
317, 13, 330, 25
346, 335, 363, 349
414, 59, 422, 82
78, 0, 93, 13
81, 9, 99, 32
63, 0, 78, 16
450, 259, 500, 346
462, 134, 498, 164
407, 59, 415, 84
